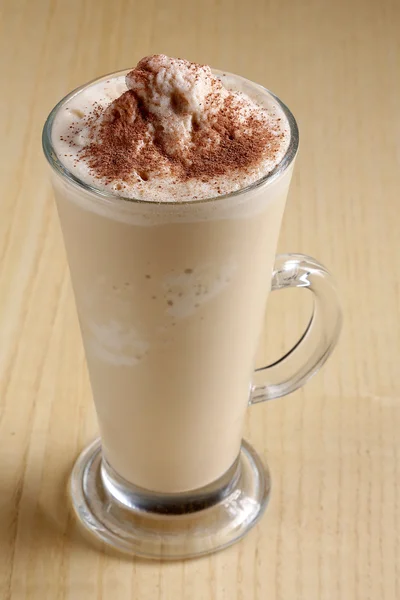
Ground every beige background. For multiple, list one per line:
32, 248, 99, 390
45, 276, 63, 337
0, 0, 399, 598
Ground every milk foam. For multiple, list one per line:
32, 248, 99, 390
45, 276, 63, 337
52, 58, 290, 202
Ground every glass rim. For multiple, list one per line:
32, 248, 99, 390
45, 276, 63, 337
42, 68, 299, 207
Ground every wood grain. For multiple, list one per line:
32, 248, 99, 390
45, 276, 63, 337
0, 0, 399, 598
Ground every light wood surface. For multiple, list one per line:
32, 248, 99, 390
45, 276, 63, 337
1, 0, 399, 598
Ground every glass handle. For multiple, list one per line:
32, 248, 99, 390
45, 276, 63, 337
250, 254, 342, 404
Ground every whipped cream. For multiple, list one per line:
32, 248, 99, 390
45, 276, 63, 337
52, 55, 290, 202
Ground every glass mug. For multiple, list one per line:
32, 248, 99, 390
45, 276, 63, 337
43, 70, 341, 559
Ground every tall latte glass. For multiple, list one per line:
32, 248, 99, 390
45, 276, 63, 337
43, 69, 341, 559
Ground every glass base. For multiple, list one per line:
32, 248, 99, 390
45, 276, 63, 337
70, 438, 271, 560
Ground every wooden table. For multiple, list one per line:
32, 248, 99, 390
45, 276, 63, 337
1, 0, 399, 598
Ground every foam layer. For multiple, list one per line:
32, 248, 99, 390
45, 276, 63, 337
52, 56, 290, 202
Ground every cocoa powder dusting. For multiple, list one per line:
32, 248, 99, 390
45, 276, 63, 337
76, 57, 283, 190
